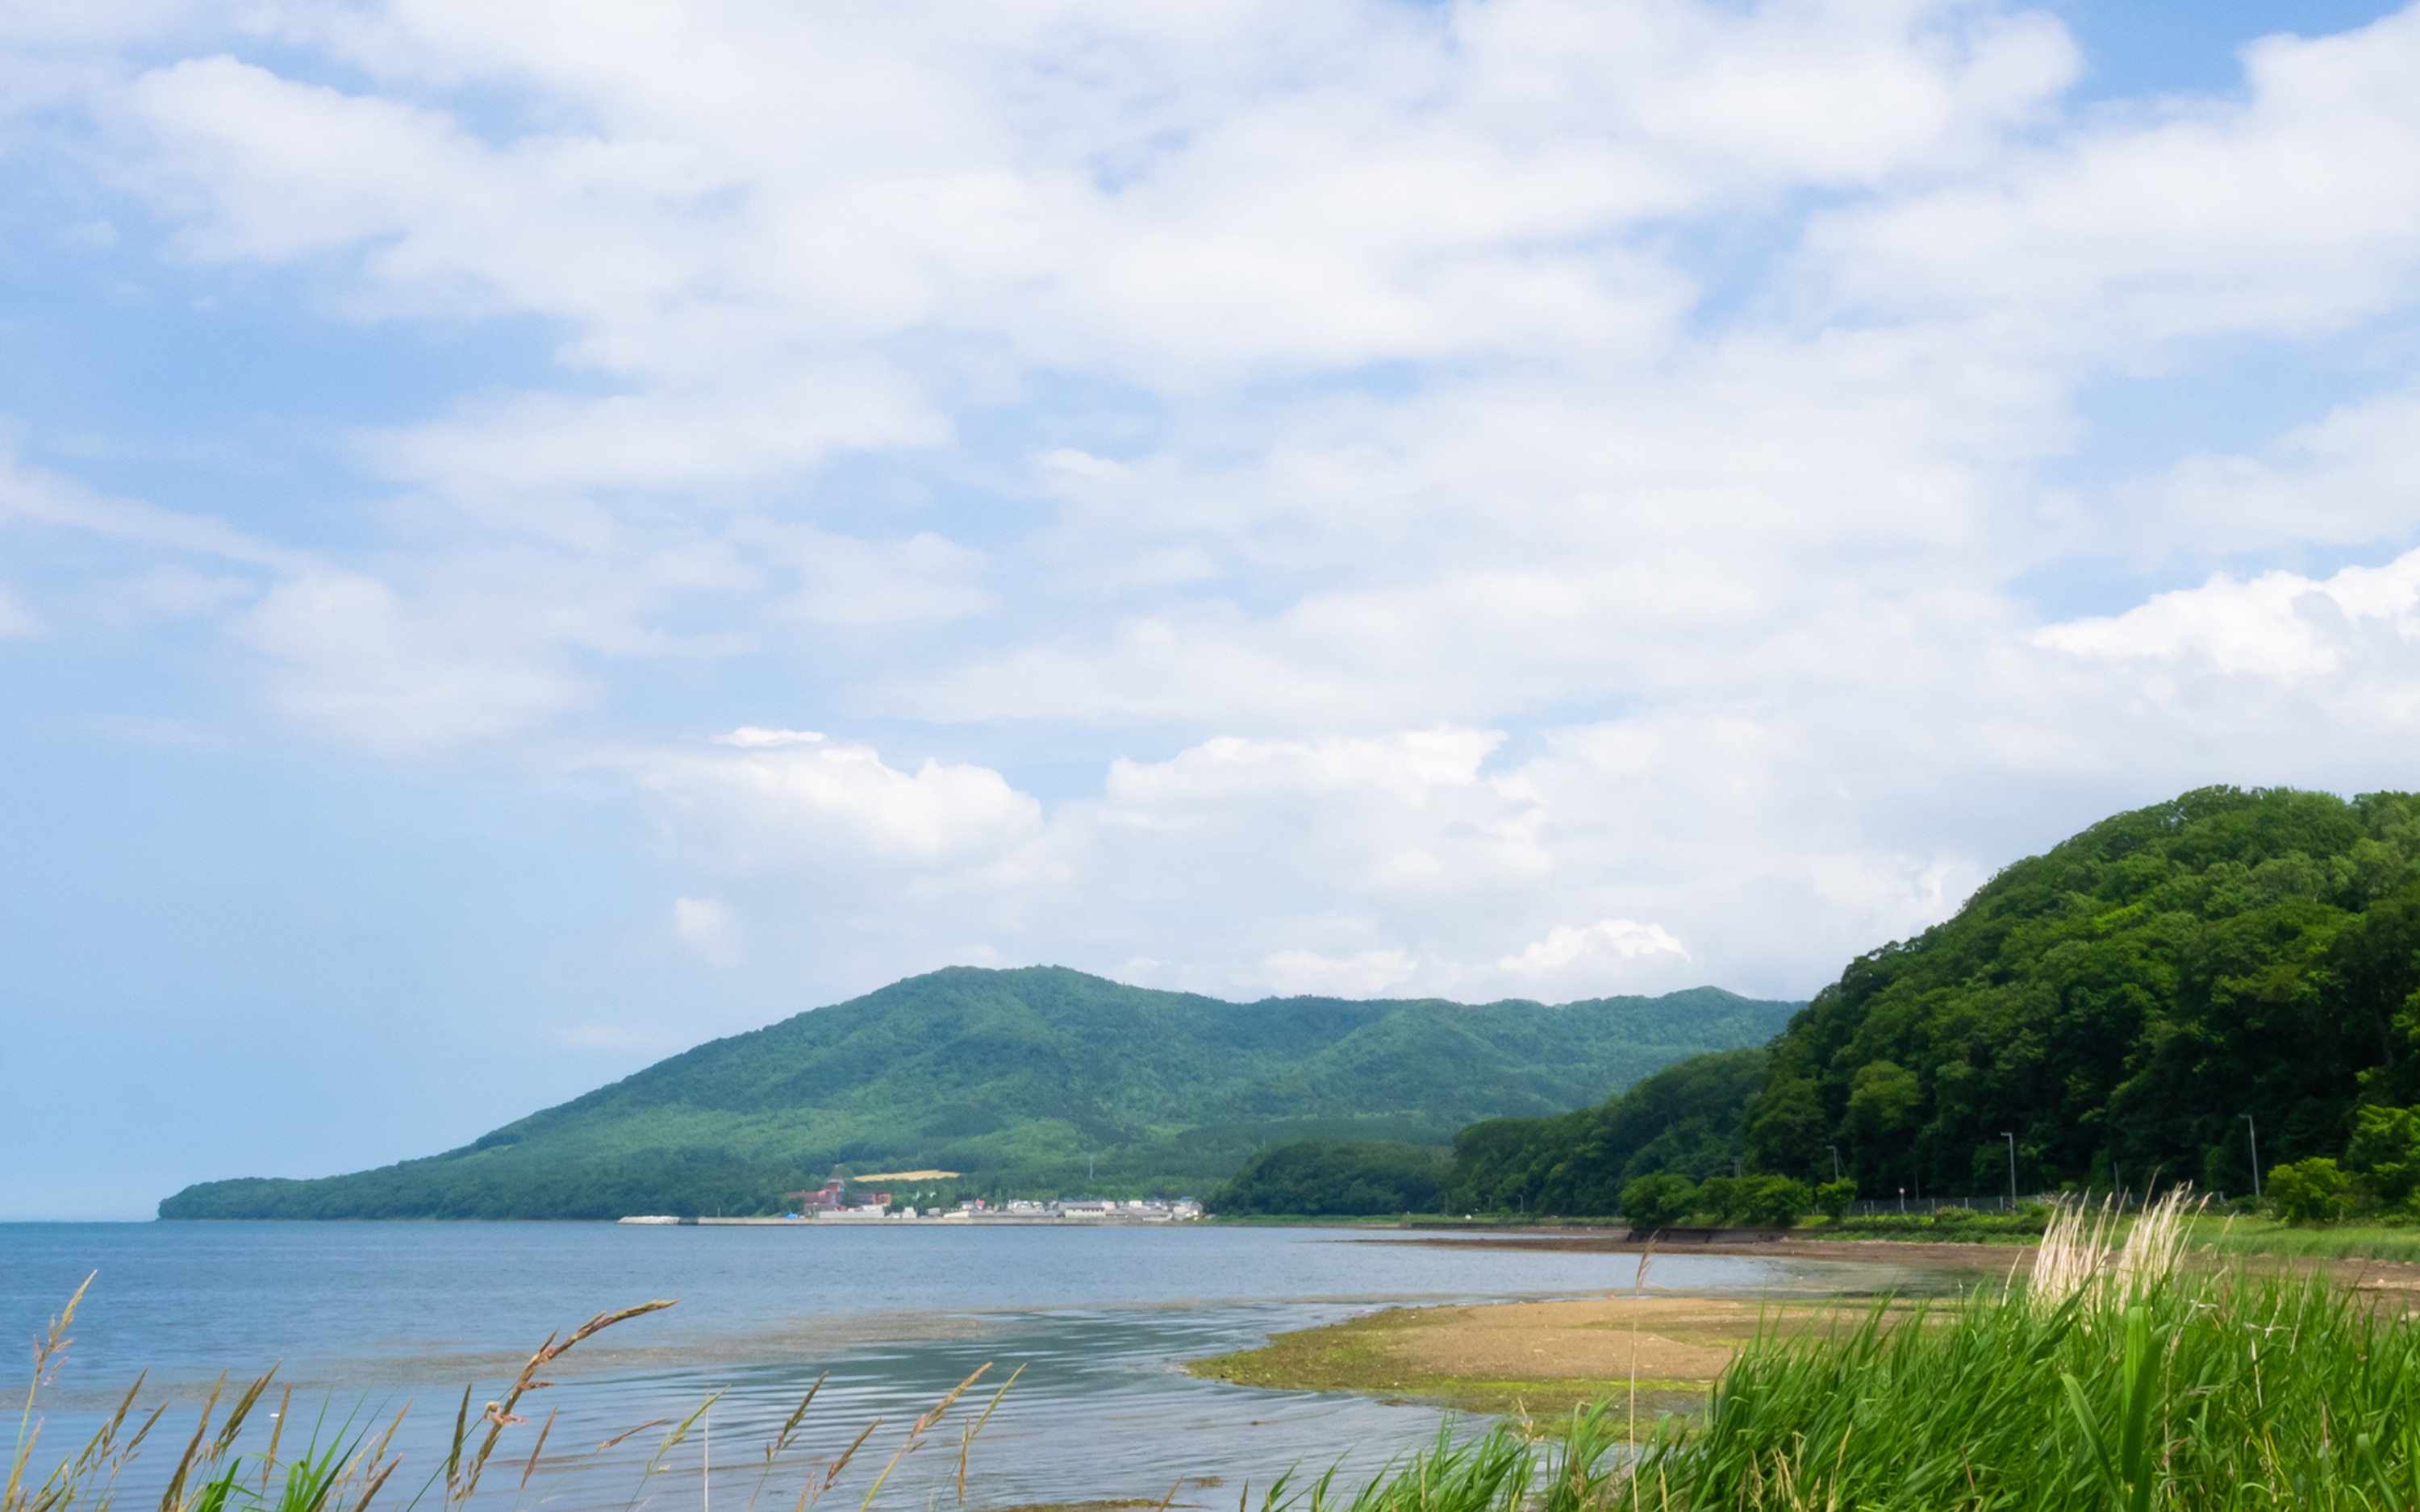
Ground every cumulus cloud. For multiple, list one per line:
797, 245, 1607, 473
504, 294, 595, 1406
11, 0, 2420, 1018
1498, 920, 1688, 976
640, 728, 1044, 872
2036, 552, 2420, 679
1806, 6, 2420, 346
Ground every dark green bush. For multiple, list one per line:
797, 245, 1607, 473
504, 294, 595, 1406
1619, 1173, 1698, 1228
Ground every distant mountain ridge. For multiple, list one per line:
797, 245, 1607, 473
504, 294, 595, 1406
159, 965, 1800, 1219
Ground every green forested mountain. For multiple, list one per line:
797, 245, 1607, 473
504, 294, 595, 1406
1446, 1048, 1769, 1213
159, 966, 1796, 1219
1453, 786, 2420, 1216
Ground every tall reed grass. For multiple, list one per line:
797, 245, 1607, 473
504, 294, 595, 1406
4, 1277, 1019, 1512
1297, 1189, 2420, 1510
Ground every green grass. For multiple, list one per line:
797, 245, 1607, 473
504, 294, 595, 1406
2194, 1214, 2420, 1264
1272, 1198, 2420, 1510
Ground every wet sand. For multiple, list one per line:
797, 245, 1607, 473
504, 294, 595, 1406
1187, 1292, 1900, 1416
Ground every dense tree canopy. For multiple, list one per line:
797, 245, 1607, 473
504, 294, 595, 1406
1444, 1048, 1768, 1214
161, 969, 1791, 1218
1205, 1139, 1450, 1216
1430, 787, 2420, 1220
1746, 786, 2420, 1197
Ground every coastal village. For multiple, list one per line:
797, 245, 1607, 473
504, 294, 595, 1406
617, 1167, 1204, 1225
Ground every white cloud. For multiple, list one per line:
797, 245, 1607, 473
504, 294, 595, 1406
1497, 919, 1688, 975
641, 729, 1044, 870
670, 896, 737, 967
1806, 6, 2420, 346
236, 570, 587, 752
2118, 385, 2420, 555
2035, 552, 2420, 679
15, 0, 2420, 1028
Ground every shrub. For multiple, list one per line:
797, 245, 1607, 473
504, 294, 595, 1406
1813, 1177, 1858, 1222
1739, 1175, 1811, 1227
1692, 1174, 1742, 1224
1619, 1173, 1698, 1229
2268, 1156, 2354, 1226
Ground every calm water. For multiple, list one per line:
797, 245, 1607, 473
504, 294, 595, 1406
0, 1223, 1898, 1510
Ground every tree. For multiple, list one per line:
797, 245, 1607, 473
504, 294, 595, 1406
2344, 1106, 2420, 1210
1743, 1077, 1825, 1179
2268, 1157, 2353, 1226
1846, 1061, 1922, 1139
1620, 1173, 1697, 1230
1813, 1177, 1859, 1223
1204, 1140, 1447, 1216
1741, 1175, 1811, 1227
1693, 1175, 1742, 1224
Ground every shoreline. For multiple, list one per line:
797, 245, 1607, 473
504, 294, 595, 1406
1357, 1231, 2043, 1270
1192, 1233, 2420, 1415
1187, 1293, 1877, 1418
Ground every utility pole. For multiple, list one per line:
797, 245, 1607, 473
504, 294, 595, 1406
2002, 1132, 2017, 1207
1826, 1145, 1842, 1181
2243, 1114, 2262, 1199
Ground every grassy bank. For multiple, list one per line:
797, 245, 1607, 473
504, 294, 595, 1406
2193, 1213, 2420, 1264
1245, 1193, 2420, 1510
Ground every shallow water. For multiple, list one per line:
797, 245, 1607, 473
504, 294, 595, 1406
1, 1223, 1899, 1510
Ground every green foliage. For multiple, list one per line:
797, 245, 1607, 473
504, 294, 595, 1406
1735, 1175, 1809, 1227
1614, 1256, 2420, 1509
1447, 1048, 1769, 1215
1204, 1139, 1449, 1216
1813, 1178, 1857, 1222
2347, 1104, 2420, 1209
1745, 786, 2420, 1194
1690, 1175, 1742, 1225
1844, 1060, 1921, 1139
1617, 1173, 1697, 1229
2269, 1156, 2355, 1226
160, 968, 1795, 1219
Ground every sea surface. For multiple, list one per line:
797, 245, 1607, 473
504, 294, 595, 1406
0, 1223, 1902, 1510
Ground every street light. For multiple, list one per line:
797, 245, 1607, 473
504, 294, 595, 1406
1826, 1145, 1842, 1182
2243, 1114, 2262, 1199
2001, 1132, 2017, 1209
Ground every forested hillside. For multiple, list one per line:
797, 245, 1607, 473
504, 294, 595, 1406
1446, 1048, 1768, 1213
160, 967, 1795, 1218
1452, 787, 2420, 1216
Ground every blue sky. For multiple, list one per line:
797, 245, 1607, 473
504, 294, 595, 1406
6, 0, 2420, 1218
